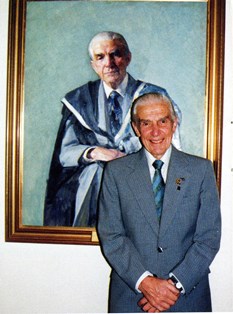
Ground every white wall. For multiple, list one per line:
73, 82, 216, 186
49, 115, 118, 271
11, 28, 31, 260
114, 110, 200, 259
0, 0, 232, 313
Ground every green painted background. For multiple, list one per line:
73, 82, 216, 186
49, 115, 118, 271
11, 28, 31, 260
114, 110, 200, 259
23, 1, 207, 225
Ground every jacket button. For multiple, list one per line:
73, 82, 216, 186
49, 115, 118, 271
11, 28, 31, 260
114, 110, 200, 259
157, 247, 163, 253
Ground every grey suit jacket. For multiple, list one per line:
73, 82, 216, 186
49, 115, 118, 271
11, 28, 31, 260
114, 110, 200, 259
98, 146, 221, 313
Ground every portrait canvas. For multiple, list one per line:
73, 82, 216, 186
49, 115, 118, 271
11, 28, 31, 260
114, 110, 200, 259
22, 0, 207, 227
7, 0, 225, 245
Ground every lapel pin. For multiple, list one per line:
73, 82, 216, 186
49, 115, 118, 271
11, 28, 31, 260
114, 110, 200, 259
176, 178, 185, 190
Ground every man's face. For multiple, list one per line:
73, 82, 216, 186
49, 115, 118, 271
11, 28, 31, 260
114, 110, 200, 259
91, 39, 131, 89
132, 98, 177, 159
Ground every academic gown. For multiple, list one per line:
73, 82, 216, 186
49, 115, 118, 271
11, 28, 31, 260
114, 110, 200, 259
43, 76, 143, 226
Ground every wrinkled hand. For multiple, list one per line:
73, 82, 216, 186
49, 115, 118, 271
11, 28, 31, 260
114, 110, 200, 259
90, 147, 125, 161
138, 277, 180, 312
138, 296, 160, 313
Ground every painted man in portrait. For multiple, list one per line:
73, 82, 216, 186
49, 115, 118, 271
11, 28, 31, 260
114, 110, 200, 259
43, 31, 182, 227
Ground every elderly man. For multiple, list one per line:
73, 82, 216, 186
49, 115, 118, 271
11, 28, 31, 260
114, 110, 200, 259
44, 31, 181, 227
98, 86, 221, 312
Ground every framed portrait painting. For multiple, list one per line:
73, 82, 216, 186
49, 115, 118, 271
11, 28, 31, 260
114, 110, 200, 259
6, 0, 225, 245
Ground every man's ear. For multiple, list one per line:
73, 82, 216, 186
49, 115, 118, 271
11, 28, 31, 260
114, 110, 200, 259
172, 117, 178, 133
90, 60, 97, 73
132, 121, 140, 137
126, 52, 132, 66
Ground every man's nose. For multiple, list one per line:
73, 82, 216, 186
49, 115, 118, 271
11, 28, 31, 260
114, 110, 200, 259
151, 123, 160, 136
105, 55, 114, 66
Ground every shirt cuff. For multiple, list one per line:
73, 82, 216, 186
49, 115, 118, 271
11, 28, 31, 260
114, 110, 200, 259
82, 147, 96, 162
169, 272, 185, 294
135, 271, 154, 293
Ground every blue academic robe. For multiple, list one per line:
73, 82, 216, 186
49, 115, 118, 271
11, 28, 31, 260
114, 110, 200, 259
43, 76, 143, 226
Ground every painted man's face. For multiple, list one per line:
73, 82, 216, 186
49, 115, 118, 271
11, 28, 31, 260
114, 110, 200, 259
91, 39, 131, 89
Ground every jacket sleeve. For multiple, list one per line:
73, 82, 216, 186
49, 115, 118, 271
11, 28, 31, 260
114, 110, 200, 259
59, 119, 92, 167
171, 160, 221, 294
97, 163, 148, 292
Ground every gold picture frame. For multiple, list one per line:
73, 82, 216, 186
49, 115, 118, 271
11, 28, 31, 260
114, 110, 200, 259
6, 0, 225, 245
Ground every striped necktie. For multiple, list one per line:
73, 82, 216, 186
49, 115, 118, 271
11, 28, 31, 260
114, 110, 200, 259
152, 160, 165, 221
109, 91, 122, 136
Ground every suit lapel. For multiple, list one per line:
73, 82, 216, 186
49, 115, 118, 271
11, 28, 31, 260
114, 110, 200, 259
125, 147, 193, 237
126, 149, 160, 235
159, 147, 191, 237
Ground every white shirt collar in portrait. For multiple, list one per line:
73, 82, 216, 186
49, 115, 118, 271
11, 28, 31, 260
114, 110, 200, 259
103, 73, 128, 98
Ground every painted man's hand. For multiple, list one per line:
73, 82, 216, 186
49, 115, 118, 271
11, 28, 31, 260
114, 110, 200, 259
90, 147, 125, 161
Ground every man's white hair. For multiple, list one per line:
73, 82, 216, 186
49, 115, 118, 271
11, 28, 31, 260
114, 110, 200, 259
132, 93, 177, 123
88, 31, 131, 60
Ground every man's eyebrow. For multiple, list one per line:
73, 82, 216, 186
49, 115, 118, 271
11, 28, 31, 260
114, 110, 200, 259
138, 115, 171, 123
139, 118, 150, 121
159, 115, 170, 120
110, 49, 121, 55
93, 53, 104, 60
138, 118, 151, 123
94, 52, 104, 56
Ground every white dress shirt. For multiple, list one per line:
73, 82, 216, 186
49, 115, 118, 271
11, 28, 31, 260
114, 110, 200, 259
135, 146, 185, 293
